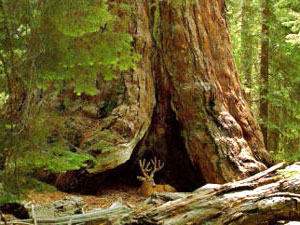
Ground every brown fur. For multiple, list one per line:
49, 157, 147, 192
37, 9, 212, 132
138, 180, 177, 196
137, 157, 177, 197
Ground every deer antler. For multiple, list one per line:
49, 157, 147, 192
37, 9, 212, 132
150, 157, 164, 178
139, 159, 152, 178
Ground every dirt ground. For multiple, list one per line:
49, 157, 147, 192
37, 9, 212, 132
27, 185, 147, 211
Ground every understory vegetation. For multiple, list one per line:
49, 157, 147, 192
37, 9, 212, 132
0, 0, 299, 203
0, 0, 137, 201
228, 0, 300, 162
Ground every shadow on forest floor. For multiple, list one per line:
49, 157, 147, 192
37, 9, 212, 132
28, 184, 146, 211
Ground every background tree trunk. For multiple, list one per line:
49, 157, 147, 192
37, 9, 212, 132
259, 0, 270, 149
241, 0, 254, 103
54, 0, 273, 192
268, 104, 280, 153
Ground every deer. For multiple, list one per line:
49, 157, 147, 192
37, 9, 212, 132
137, 157, 176, 196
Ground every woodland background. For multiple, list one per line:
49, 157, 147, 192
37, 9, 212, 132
0, 0, 299, 202
228, 0, 300, 160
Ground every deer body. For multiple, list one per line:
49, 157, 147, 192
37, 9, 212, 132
139, 182, 176, 196
137, 158, 176, 196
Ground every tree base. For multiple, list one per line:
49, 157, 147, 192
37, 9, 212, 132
6, 163, 300, 225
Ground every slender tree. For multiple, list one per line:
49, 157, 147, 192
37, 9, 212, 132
259, 0, 270, 149
240, 0, 254, 103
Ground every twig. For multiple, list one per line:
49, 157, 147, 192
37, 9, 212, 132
81, 205, 86, 214
241, 162, 286, 183
0, 211, 7, 225
9, 222, 33, 225
67, 218, 73, 225
31, 203, 37, 225
0, 202, 131, 225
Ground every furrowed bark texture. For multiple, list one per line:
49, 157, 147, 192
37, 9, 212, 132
54, 2, 155, 189
55, 0, 273, 190
145, 0, 272, 184
73, 1, 156, 173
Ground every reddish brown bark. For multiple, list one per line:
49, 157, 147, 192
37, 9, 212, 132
55, 0, 273, 191
146, 0, 272, 183
259, 0, 270, 149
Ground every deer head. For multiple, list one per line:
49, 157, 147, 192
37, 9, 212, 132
137, 157, 164, 185
137, 157, 176, 196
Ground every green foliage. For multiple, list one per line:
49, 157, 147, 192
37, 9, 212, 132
0, 93, 8, 108
35, 0, 138, 94
0, 0, 138, 94
227, 0, 262, 101
0, 105, 93, 202
274, 0, 300, 45
0, 182, 21, 203
228, 0, 300, 162
0, 0, 138, 202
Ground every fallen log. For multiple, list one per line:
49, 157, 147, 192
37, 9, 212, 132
0, 202, 131, 225
118, 162, 300, 225
3, 163, 300, 225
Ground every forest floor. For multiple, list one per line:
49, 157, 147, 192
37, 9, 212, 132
27, 185, 147, 211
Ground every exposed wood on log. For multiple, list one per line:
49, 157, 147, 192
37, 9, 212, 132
117, 163, 300, 225
4, 163, 300, 225
0, 211, 7, 225
0, 202, 131, 225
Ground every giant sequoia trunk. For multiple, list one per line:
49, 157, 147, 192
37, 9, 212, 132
55, 0, 273, 191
